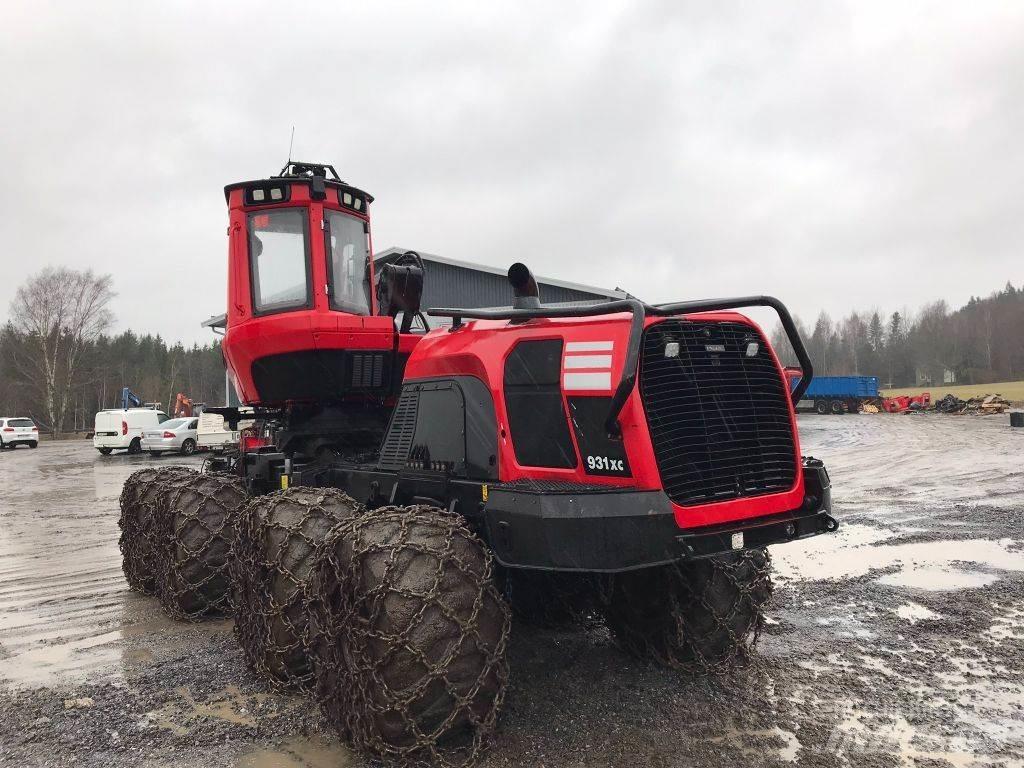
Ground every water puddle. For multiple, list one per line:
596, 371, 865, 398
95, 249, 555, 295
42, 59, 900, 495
894, 601, 941, 623
879, 567, 998, 591
234, 737, 353, 767
147, 685, 276, 735
774, 531, 1023, 590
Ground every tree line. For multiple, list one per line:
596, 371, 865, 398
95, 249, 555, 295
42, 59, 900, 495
1, 267, 225, 434
770, 281, 1024, 387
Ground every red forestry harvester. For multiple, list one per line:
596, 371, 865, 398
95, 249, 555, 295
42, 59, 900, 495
214, 161, 834, 555
183, 160, 838, 757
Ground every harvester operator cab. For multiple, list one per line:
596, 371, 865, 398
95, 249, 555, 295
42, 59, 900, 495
221, 162, 420, 411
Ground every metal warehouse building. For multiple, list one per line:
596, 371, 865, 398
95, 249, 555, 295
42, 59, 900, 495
374, 247, 627, 315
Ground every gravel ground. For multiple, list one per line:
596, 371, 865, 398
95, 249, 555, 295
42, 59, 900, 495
0, 415, 1022, 767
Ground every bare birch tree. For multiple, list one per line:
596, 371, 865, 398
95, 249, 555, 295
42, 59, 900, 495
9, 268, 115, 435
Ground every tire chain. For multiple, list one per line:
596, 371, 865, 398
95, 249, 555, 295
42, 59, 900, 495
231, 487, 364, 690
155, 472, 248, 621
599, 549, 773, 673
306, 505, 511, 768
118, 467, 198, 594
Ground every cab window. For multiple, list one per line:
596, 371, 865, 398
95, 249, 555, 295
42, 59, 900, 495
325, 209, 370, 314
248, 209, 311, 315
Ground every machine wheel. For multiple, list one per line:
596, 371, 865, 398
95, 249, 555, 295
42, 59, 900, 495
814, 400, 829, 415
119, 467, 198, 594
307, 505, 510, 765
98, 447, 113, 455
128, 437, 142, 454
600, 549, 773, 671
830, 400, 844, 415
157, 473, 247, 620
29, 441, 38, 449
180, 439, 196, 456
846, 399, 860, 414
232, 487, 364, 690
499, 569, 596, 627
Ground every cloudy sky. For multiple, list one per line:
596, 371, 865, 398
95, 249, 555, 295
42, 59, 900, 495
1, 1, 1021, 344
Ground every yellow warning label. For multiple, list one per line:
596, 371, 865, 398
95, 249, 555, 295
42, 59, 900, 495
280, 475, 290, 490
481, 484, 488, 501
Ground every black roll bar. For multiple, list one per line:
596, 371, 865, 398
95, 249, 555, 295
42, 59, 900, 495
427, 295, 813, 436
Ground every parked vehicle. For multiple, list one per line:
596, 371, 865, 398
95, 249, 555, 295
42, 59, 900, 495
785, 369, 879, 414
196, 409, 254, 453
0, 417, 39, 449
93, 408, 170, 455
141, 417, 200, 456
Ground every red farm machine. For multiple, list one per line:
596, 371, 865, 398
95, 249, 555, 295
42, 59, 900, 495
123, 160, 838, 764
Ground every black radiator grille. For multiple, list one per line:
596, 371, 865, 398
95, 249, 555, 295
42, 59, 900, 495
639, 319, 796, 506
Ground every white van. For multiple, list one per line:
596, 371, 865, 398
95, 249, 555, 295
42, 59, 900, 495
196, 409, 254, 452
93, 408, 170, 455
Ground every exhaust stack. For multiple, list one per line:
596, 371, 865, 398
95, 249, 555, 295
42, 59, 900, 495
508, 263, 540, 310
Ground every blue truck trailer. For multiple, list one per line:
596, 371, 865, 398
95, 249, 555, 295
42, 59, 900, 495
785, 371, 880, 414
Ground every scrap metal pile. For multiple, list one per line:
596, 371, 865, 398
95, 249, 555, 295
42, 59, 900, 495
118, 475, 772, 767
931, 393, 1013, 415
880, 392, 1013, 415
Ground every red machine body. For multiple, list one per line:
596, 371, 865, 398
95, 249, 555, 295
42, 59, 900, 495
214, 161, 835, 572
405, 312, 803, 529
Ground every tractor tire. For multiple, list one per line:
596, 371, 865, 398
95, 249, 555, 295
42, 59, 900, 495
814, 400, 829, 415
499, 568, 597, 628
118, 467, 198, 594
307, 505, 510, 767
232, 487, 364, 690
156, 472, 247, 620
830, 400, 844, 415
600, 549, 773, 672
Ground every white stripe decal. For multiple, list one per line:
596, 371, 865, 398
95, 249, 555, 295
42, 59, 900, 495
563, 371, 612, 390
565, 341, 614, 352
564, 354, 612, 369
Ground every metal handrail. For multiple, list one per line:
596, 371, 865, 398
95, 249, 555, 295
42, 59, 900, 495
428, 295, 813, 435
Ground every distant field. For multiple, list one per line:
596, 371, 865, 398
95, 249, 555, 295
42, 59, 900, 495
881, 380, 1024, 402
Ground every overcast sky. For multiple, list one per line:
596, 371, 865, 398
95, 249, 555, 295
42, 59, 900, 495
1, 2, 1021, 344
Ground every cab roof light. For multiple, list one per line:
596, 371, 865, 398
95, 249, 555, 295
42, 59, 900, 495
245, 185, 290, 205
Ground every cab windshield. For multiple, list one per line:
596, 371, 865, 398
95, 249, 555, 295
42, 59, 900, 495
325, 209, 370, 314
248, 209, 311, 314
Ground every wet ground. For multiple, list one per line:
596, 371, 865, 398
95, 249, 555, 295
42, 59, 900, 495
0, 415, 1022, 767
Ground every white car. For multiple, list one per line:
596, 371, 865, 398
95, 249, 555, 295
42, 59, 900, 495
141, 417, 199, 456
93, 408, 170, 455
0, 417, 39, 449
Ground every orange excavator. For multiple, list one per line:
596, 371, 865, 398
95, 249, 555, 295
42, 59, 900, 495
174, 393, 195, 418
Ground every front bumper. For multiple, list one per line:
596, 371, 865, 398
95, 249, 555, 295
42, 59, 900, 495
482, 457, 836, 572
141, 438, 181, 451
